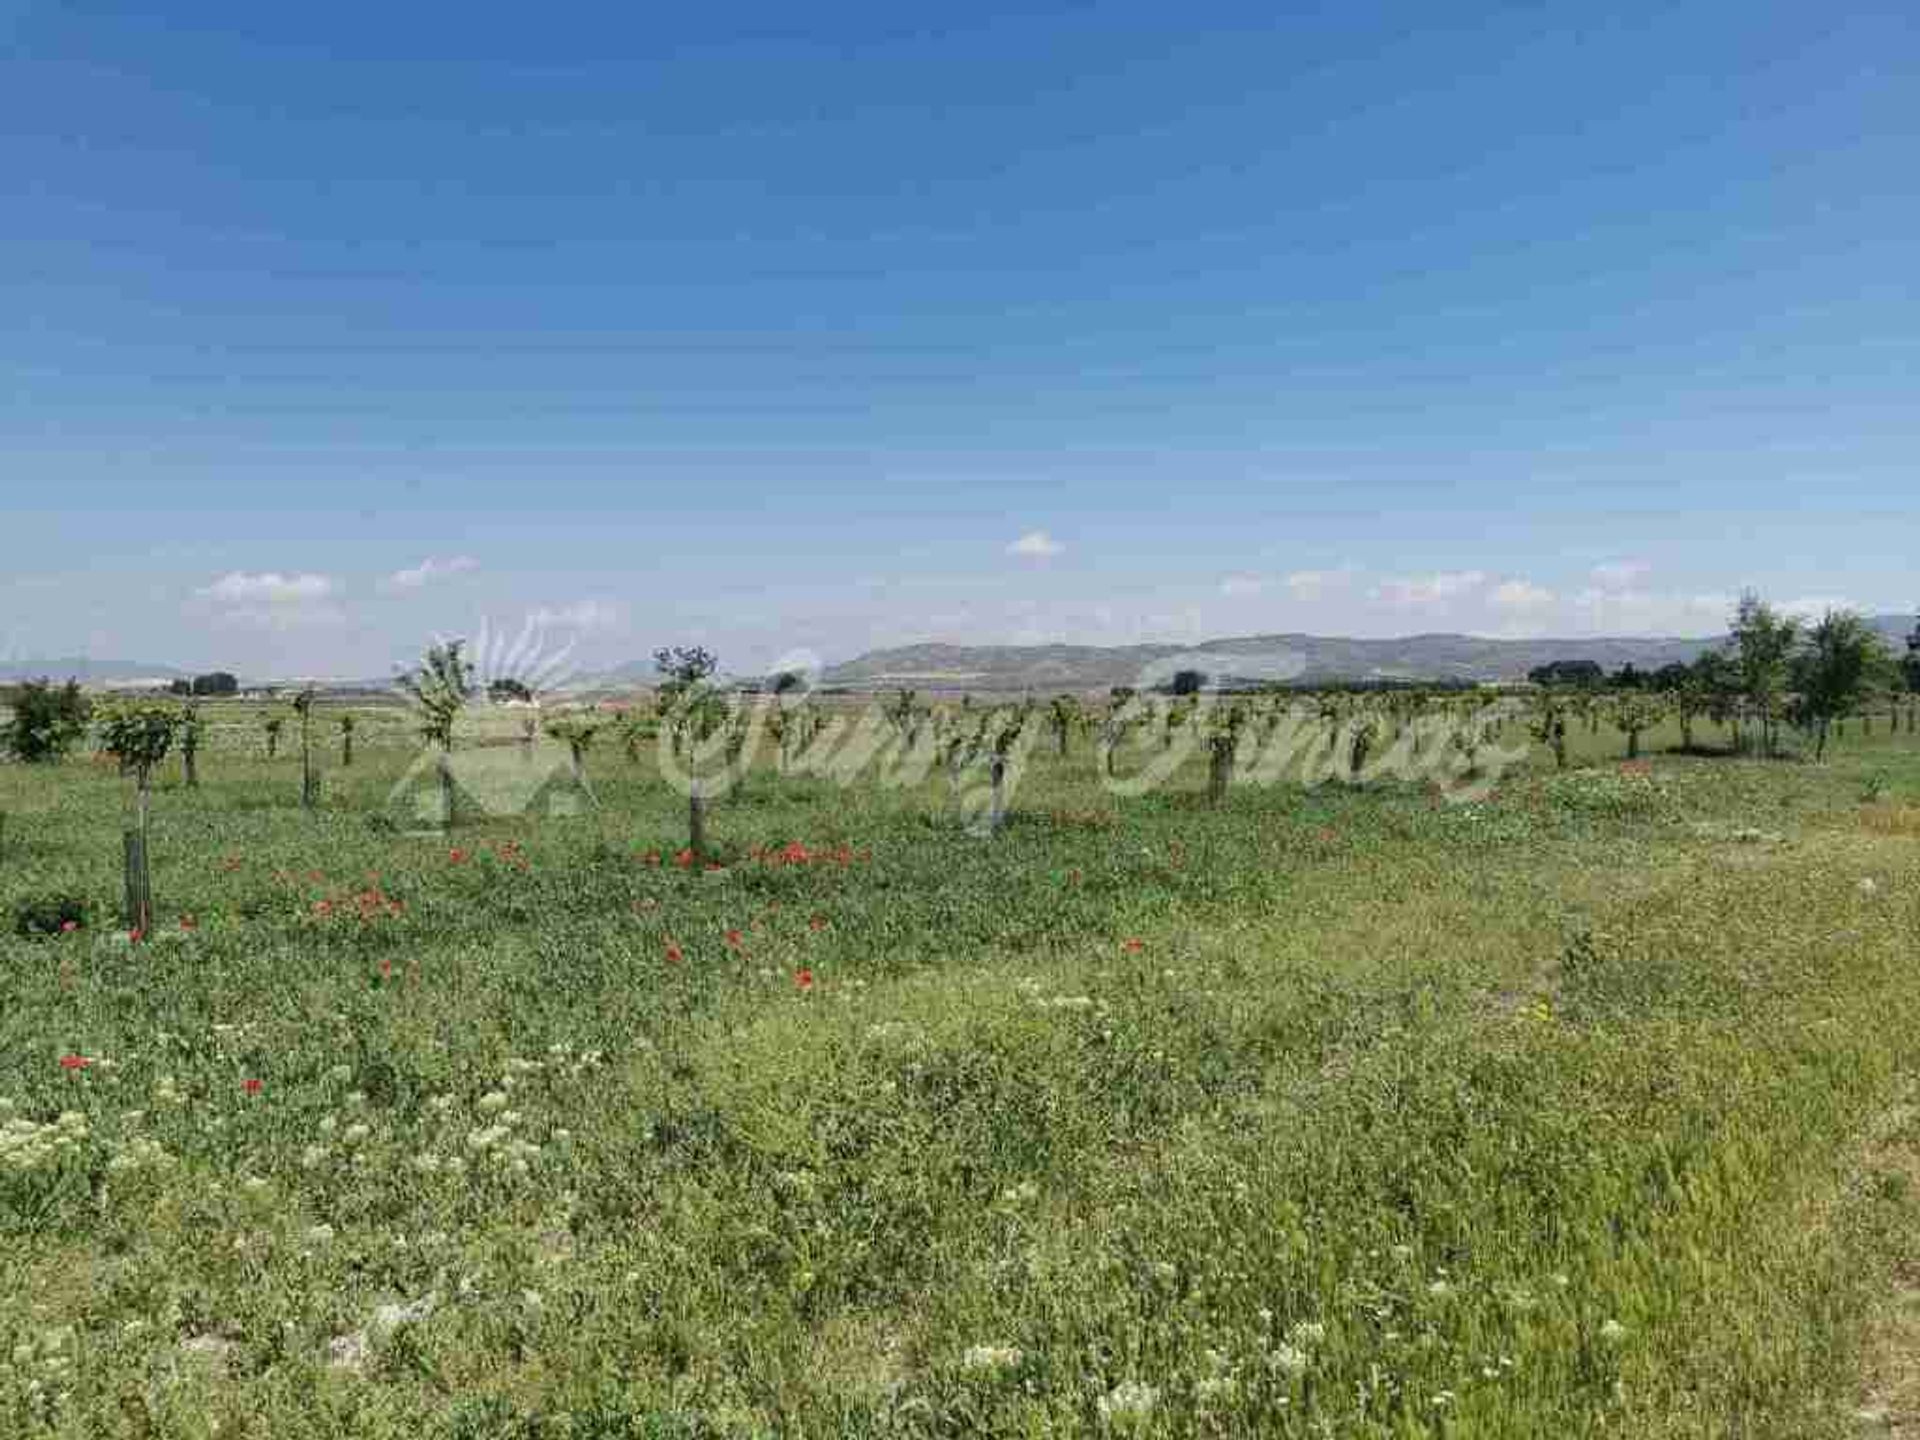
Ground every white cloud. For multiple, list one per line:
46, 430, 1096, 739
1589, 559, 1652, 590
1284, 568, 1352, 601
528, 599, 621, 631
386, 555, 478, 591
200, 571, 334, 605
1372, 570, 1488, 607
1006, 530, 1064, 559
1219, 574, 1266, 598
197, 568, 345, 629
1490, 579, 1555, 612
195, 571, 343, 630
1570, 587, 1732, 635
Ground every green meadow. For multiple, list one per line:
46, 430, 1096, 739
3, 707, 1919, 1437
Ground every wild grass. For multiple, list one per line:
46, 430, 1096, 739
2, 715, 1918, 1436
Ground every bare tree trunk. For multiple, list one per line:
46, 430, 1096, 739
437, 749, 455, 829
124, 774, 153, 934
688, 776, 706, 860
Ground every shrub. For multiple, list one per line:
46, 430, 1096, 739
3, 678, 91, 763
14, 893, 87, 938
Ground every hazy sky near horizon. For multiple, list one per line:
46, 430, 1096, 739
3, 2, 1915, 677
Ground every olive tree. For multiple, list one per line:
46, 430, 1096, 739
291, 685, 319, 810
179, 700, 202, 788
543, 709, 605, 794
1796, 609, 1891, 761
655, 646, 726, 857
396, 639, 475, 827
1047, 695, 1082, 757
1528, 690, 1570, 770
1203, 700, 1245, 806
1730, 592, 1799, 757
1606, 690, 1668, 760
95, 700, 182, 933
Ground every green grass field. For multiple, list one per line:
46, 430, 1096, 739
3, 709, 1919, 1437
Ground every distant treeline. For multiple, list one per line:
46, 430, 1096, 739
165, 672, 239, 696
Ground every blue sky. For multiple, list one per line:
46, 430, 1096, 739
3, 1, 1915, 677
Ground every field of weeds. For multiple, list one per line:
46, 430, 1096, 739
3, 714, 1918, 1437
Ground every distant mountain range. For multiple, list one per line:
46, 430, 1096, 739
816, 615, 1915, 693
0, 657, 187, 684
7, 615, 1911, 694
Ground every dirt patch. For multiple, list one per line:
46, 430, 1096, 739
1860, 805, 1920, 840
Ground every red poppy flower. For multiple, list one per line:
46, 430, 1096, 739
725, 928, 744, 950
58, 1054, 90, 1070
379, 959, 393, 981
312, 899, 334, 918
128, 927, 144, 944
242, 1078, 263, 1095
673, 848, 694, 869
1122, 938, 1144, 953
59, 919, 78, 934
779, 840, 810, 865
664, 940, 683, 964
448, 847, 468, 864
179, 915, 196, 931
795, 968, 815, 991
809, 914, 828, 932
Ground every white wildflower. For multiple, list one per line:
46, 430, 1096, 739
960, 1343, 1023, 1374
1098, 1380, 1160, 1427
466, 1125, 508, 1152
1195, 1374, 1237, 1405
1266, 1344, 1309, 1377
